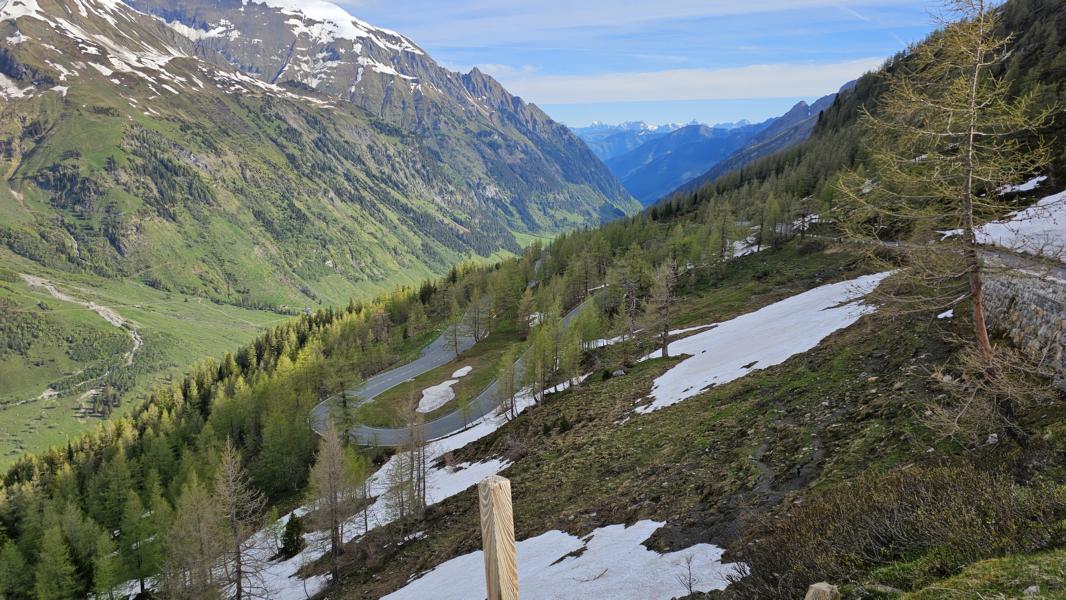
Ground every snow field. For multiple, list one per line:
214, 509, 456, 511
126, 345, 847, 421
637, 272, 892, 413
383, 520, 738, 600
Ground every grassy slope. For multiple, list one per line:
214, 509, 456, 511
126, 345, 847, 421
0, 249, 285, 467
324, 243, 1063, 599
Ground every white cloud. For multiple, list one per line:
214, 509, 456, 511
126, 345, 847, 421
343, 0, 924, 48
493, 57, 882, 104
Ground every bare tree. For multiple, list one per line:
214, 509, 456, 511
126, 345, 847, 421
309, 422, 362, 582
216, 439, 267, 599
162, 473, 224, 600
674, 553, 701, 595
839, 0, 1057, 444
644, 259, 678, 359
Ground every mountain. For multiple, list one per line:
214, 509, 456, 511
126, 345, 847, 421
0, 0, 637, 311
1, 0, 1064, 599
663, 88, 847, 201
571, 121, 685, 161
604, 120, 771, 205
0, 0, 636, 461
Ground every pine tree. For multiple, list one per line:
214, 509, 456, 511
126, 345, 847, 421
280, 514, 305, 559
34, 526, 76, 600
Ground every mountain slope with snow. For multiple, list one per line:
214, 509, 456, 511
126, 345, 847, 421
0, 0, 636, 310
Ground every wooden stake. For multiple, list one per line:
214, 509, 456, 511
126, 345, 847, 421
479, 475, 519, 600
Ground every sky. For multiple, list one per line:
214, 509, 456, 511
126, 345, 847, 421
340, 0, 941, 127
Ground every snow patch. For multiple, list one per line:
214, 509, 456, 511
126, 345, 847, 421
937, 309, 954, 320
451, 365, 473, 378
977, 188, 1066, 262
1000, 175, 1047, 195
383, 520, 738, 600
637, 272, 891, 413
417, 379, 459, 413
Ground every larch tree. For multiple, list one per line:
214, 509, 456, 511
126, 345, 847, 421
839, 0, 1057, 445
0, 541, 31, 599
645, 259, 679, 359
309, 422, 362, 583
119, 490, 163, 596
215, 440, 267, 600
34, 526, 77, 600
163, 473, 224, 600
92, 530, 120, 600
496, 344, 521, 420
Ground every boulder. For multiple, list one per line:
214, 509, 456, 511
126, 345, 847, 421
804, 582, 841, 600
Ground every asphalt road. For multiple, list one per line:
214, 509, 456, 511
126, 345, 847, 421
308, 309, 479, 436
348, 296, 590, 447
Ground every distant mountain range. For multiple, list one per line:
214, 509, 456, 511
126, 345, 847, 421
571, 121, 687, 162
603, 121, 772, 205
573, 88, 849, 206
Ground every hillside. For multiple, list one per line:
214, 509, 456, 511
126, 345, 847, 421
0, 0, 1063, 599
0, 0, 636, 460
664, 89, 844, 203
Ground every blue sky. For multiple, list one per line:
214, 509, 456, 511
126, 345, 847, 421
341, 0, 940, 127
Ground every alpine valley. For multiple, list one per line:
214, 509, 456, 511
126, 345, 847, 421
0, 0, 636, 459
0, 1, 1064, 599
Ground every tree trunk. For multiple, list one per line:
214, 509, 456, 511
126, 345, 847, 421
961, 3, 1027, 447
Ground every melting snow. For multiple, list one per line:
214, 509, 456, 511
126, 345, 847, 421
452, 365, 473, 378
1000, 175, 1048, 195
937, 309, 954, 319
637, 272, 891, 413
418, 379, 460, 413
977, 188, 1066, 262
382, 520, 738, 600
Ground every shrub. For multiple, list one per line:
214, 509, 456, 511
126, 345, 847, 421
726, 464, 1064, 599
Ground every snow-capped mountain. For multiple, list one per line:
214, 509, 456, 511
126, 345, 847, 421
0, 0, 636, 308
572, 121, 688, 161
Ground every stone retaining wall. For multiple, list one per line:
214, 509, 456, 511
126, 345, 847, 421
983, 268, 1066, 390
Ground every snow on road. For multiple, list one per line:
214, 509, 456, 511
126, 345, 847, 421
636, 272, 891, 414
383, 520, 738, 600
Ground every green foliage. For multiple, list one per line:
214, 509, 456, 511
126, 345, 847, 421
280, 513, 305, 559
0, 540, 32, 599
33, 526, 77, 600
729, 466, 1065, 599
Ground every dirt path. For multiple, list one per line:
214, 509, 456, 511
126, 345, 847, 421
19, 274, 144, 403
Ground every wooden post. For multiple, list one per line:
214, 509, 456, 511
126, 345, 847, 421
479, 475, 519, 600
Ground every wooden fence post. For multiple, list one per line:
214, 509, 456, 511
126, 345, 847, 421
479, 475, 519, 600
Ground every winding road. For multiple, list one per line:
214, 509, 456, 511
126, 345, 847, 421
310, 293, 590, 447
308, 308, 480, 438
